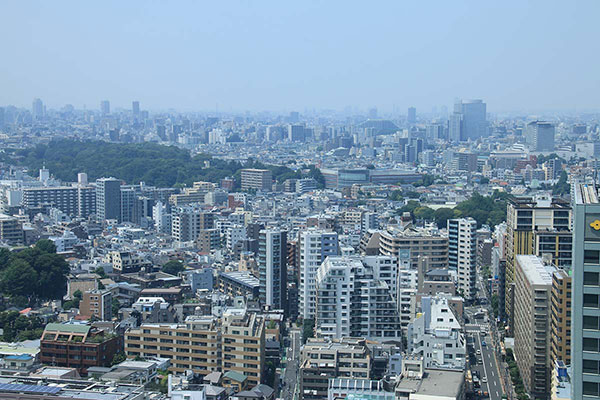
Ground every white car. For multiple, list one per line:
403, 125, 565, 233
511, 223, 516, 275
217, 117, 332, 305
476, 350, 481, 355
481, 377, 488, 383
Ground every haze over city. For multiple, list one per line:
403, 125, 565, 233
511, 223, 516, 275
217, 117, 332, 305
1, 1, 599, 113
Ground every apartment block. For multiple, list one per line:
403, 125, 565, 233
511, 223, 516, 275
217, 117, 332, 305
0, 214, 23, 245
241, 169, 272, 191
448, 218, 477, 299
513, 255, 555, 398
378, 225, 448, 270
550, 268, 572, 367
79, 289, 112, 321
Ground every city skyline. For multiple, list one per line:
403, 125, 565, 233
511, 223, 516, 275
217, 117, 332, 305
1, 1, 599, 113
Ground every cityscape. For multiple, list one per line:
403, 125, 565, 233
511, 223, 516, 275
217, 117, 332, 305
0, 2, 598, 400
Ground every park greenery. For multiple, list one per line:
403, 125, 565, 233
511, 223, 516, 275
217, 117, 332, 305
0, 311, 46, 342
398, 191, 512, 228
12, 139, 325, 189
505, 348, 529, 400
0, 240, 69, 306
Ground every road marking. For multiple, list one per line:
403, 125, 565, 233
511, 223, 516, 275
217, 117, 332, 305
477, 332, 490, 395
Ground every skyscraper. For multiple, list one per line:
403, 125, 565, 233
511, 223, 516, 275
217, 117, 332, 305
407, 106, 416, 124
32, 98, 44, 120
258, 229, 287, 312
95, 177, 121, 221
448, 218, 477, 299
526, 121, 555, 151
453, 99, 487, 140
448, 112, 462, 142
572, 184, 600, 399
100, 100, 110, 115
132, 101, 140, 116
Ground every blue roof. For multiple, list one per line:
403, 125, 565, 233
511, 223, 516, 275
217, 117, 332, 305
0, 383, 61, 394
4, 354, 33, 360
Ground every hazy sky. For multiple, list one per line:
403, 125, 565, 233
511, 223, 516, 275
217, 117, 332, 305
1, 1, 599, 113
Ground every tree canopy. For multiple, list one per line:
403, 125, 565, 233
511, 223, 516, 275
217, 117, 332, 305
0, 240, 69, 303
162, 260, 185, 276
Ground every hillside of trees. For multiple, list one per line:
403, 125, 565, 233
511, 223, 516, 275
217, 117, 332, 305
400, 191, 512, 228
12, 139, 324, 188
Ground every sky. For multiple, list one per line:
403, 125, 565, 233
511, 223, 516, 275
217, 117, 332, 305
0, 1, 599, 114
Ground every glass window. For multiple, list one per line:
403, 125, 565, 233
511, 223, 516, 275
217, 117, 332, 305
584, 316, 599, 330
585, 250, 600, 264
584, 381, 599, 396
584, 337, 599, 352
585, 272, 600, 286
584, 359, 600, 374
585, 294, 600, 308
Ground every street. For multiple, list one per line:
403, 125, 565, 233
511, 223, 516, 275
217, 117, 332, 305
280, 328, 301, 400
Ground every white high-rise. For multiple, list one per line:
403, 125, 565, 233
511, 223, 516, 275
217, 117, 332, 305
298, 229, 339, 319
448, 218, 477, 299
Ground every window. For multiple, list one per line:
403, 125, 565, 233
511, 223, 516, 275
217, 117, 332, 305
585, 294, 600, 308
584, 316, 599, 330
584, 359, 600, 375
585, 272, 600, 286
586, 250, 600, 264
584, 381, 599, 396
584, 338, 599, 352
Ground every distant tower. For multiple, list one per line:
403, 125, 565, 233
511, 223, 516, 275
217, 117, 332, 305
407, 107, 416, 124
100, 100, 110, 115
78, 172, 88, 186
95, 177, 121, 221
132, 101, 140, 116
453, 99, 487, 140
39, 166, 50, 185
32, 98, 44, 119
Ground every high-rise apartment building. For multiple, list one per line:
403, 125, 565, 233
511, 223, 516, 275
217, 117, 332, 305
448, 218, 477, 299
32, 98, 44, 119
407, 107, 416, 124
258, 229, 287, 312
550, 268, 572, 367
526, 121, 555, 152
504, 195, 571, 334
23, 186, 95, 217
315, 256, 401, 341
96, 177, 121, 221
298, 229, 339, 319
240, 169, 272, 191
572, 184, 600, 399
513, 255, 555, 399
0, 214, 24, 245
79, 289, 112, 321
171, 209, 215, 242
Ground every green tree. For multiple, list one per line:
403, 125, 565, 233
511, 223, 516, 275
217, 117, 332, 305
302, 319, 315, 344
0, 259, 37, 299
552, 171, 570, 197
162, 260, 184, 276
111, 351, 127, 366
94, 266, 107, 278
434, 208, 456, 228
112, 298, 120, 317
35, 239, 57, 254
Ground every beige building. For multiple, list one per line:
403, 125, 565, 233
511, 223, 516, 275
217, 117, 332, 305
125, 310, 265, 385
550, 268, 572, 367
196, 228, 220, 253
514, 255, 556, 399
379, 225, 448, 269
125, 316, 221, 376
103, 250, 151, 274
241, 169, 272, 191
221, 309, 265, 387
504, 196, 570, 334
169, 181, 216, 206
79, 289, 112, 321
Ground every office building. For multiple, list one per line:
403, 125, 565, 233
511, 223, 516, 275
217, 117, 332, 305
32, 98, 44, 119
100, 100, 110, 115
504, 195, 571, 334
453, 99, 487, 140
132, 101, 140, 116
298, 229, 339, 319
452, 152, 478, 172
448, 218, 477, 299
449, 113, 462, 142
407, 106, 416, 124
288, 124, 306, 142
513, 255, 555, 398
258, 229, 287, 311
550, 268, 572, 367
96, 178, 121, 222
572, 184, 600, 399
527, 121, 555, 152
241, 169, 272, 191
